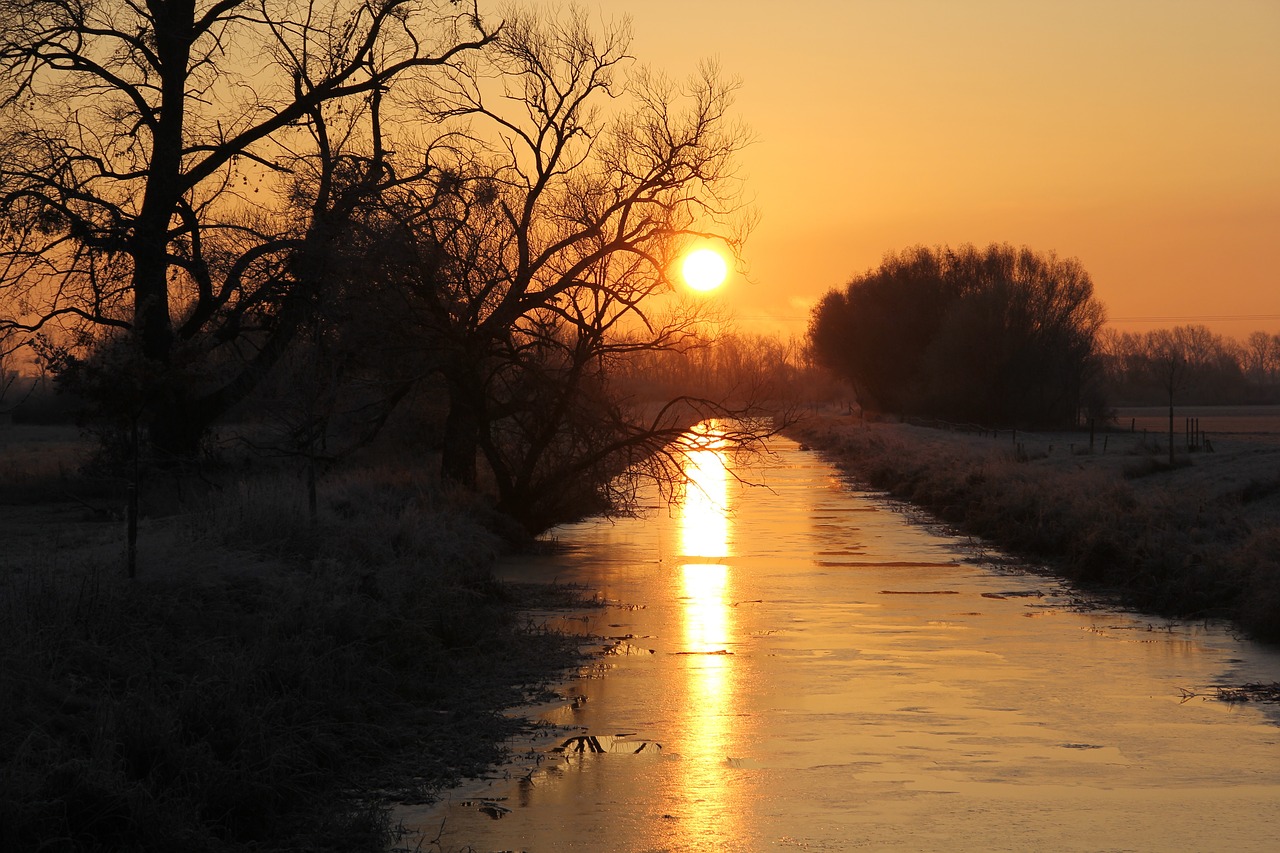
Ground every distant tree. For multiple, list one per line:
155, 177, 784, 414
809, 243, 1105, 426
0, 0, 494, 457
1144, 328, 1194, 465
1243, 331, 1280, 400
1101, 325, 1280, 409
1097, 329, 1144, 404
0, 325, 22, 413
1140, 325, 1245, 459
615, 330, 807, 408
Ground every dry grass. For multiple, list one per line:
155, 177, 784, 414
789, 411, 1280, 641
0, 424, 92, 504
0, 425, 589, 852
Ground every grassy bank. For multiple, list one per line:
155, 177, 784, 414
789, 413, 1280, 641
0, 433, 588, 852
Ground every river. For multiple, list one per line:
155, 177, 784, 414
399, 432, 1280, 852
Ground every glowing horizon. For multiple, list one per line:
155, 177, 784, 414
569, 0, 1279, 341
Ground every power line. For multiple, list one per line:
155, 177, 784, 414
720, 312, 1280, 329
1108, 314, 1280, 323
730, 313, 1280, 323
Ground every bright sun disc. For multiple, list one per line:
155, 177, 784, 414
681, 248, 728, 292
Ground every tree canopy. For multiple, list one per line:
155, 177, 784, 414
348, 8, 756, 529
0, 0, 495, 454
0, 1, 765, 533
809, 243, 1106, 427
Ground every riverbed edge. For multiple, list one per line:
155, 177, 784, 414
784, 414, 1280, 642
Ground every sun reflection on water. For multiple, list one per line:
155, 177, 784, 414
679, 427, 730, 562
671, 421, 740, 843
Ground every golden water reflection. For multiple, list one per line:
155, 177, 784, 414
679, 427, 730, 562
673, 423, 740, 843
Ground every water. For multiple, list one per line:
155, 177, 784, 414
400, 434, 1280, 852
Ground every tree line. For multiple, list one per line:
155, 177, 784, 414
1099, 326, 1280, 407
809, 243, 1280, 426
0, 1, 771, 533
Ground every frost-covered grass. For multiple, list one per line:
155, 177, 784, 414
0, 424, 91, 504
790, 414, 1280, 642
0, 435, 587, 852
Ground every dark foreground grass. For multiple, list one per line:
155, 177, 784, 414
0, 466, 589, 852
789, 416, 1280, 642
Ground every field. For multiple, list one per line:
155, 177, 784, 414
1113, 405, 1280, 446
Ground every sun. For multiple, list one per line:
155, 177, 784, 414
681, 248, 729, 292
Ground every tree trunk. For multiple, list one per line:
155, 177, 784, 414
132, 0, 195, 457
148, 391, 210, 461
440, 376, 483, 488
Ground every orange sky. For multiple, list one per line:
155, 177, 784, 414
568, 0, 1280, 341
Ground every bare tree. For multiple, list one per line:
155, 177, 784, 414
1144, 328, 1193, 465
0, 0, 495, 456
359, 7, 762, 529
1243, 330, 1280, 393
617, 330, 808, 407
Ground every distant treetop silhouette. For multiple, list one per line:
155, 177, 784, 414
809, 243, 1106, 427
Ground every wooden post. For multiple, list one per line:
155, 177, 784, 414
307, 454, 318, 524
127, 419, 138, 579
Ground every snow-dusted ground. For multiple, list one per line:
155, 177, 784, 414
805, 407, 1280, 531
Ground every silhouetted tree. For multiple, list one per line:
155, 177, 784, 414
808, 246, 954, 414
1243, 331, 1280, 401
1144, 328, 1194, 464
356, 8, 763, 530
617, 330, 807, 407
1099, 324, 1251, 409
0, 0, 494, 456
809, 243, 1105, 426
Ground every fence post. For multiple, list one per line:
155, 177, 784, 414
127, 419, 139, 579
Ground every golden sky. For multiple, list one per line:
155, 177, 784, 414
570, 0, 1280, 340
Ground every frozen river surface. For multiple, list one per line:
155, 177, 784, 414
402, 434, 1280, 852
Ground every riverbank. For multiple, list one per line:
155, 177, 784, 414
0, 427, 590, 852
787, 412, 1280, 641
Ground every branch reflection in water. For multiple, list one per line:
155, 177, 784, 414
674, 420, 741, 842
